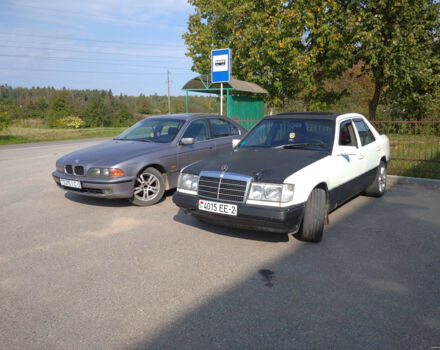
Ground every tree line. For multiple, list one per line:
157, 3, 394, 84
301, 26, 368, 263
0, 85, 220, 131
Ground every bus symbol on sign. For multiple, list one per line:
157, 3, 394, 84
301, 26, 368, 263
215, 59, 226, 67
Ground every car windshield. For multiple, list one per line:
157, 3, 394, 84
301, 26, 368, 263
116, 118, 185, 143
239, 118, 334, 151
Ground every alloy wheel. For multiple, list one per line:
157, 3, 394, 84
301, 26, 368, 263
134, 172, 160, 202
378, 165, 387, 193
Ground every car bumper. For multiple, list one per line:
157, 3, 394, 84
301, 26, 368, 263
52, 171, 135, 199
173, 192, 305, 234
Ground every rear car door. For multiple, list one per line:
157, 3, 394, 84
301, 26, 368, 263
353, 118, 380, 186
177, 118, 215, 170
209, 118, 241, 153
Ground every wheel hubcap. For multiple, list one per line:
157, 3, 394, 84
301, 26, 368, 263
378, 165, 386, 192
134, 173, 160, 201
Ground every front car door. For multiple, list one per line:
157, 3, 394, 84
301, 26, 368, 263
329, 118, 366, 209
177, 118, 216, 170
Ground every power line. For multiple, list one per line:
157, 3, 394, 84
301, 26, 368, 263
0, 38, 184, 52
0, 67, 191, 75
0, 53, 192, 70
2, 44, 191, 60
0, 51, 189, 64
1, 1, 186, 29
0, 31, 185, 48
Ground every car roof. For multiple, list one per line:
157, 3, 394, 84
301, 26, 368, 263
146, 113, 225, 121
267, 112, 341, 120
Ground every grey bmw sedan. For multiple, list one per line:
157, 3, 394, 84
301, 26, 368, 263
52, 113, 245, 206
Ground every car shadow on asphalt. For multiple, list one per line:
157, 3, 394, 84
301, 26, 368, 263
64, 189, 177, 207
64, 192, 132, 207
132, 185, 440, 349
173, 209, 289, 243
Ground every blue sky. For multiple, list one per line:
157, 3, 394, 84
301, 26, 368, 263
0, 0, 197, 96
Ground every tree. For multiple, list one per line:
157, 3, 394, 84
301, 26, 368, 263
48, 90, 71, 114
352, 0, 440, 120
137, 95, 152, 114
0, 99, 18, 131
83, 95, 110, 127
183, 0, 356, 109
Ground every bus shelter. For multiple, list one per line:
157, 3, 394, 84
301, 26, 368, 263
182, 74, 268, 129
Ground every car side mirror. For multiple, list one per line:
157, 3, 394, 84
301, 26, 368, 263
180, 137, 195, 145
232, 139, 240, 148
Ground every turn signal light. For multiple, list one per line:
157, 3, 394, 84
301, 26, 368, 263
110, 168, 125, 177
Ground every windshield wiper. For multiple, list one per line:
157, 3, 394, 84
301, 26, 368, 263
276, 142, 328, 149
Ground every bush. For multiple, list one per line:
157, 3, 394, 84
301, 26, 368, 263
55, 116, 85, 129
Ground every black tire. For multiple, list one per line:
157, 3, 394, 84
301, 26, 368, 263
128, 167, 165, 206
364, 161, 387, 197
297, 188, 326, 243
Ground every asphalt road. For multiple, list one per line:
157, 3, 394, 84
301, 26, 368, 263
0, 139, 439, 350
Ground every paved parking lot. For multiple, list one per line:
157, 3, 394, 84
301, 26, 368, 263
0, 139, 439, 350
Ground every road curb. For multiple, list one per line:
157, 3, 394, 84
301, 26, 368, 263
387, 175, 440, 188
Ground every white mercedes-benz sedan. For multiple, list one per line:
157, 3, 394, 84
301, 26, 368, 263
173, 112, 390, 242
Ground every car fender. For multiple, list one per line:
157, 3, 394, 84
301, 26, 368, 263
283, 155, 335, 206
378, 134, 390, 163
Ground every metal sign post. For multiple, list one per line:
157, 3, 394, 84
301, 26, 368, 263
220, 83, 223, 115
211, 48, 231, 116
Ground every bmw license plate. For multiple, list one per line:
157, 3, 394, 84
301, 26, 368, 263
198, 200, 237, 216
60, 178, 82, 189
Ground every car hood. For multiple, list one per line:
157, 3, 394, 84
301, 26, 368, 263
185, 147, 329, 183
58, 139, 166, 166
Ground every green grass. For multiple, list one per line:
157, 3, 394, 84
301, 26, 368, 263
0, 127, 126, 146
388, 134, 440, 179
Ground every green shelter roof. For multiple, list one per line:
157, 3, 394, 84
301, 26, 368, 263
182, 75, 268, 95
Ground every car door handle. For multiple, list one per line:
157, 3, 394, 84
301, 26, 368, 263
359, 153, 365, 160
376, 146, 381, 151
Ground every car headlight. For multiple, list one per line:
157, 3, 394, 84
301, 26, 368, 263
87, 168, 125, 177
177, 173, 199, 194
56, 162, 64, 173
248, 183, 294, 203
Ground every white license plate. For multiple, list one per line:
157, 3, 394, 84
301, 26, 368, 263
60, 178, 82, 189
198, 200, 237, 216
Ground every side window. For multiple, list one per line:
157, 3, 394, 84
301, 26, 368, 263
182, 119, 210, 142
354, 119, 376, 146
209, 118, 230, 138
339, 121, 358, 147
228, 121, 240, 136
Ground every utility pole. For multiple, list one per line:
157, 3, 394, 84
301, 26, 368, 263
167, 71, 171, 114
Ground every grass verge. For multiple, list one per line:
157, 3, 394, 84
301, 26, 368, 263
0, 127, 126, 146
387, 134, 440, 179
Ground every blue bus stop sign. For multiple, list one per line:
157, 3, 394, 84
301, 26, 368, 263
211, 48, 231, 83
